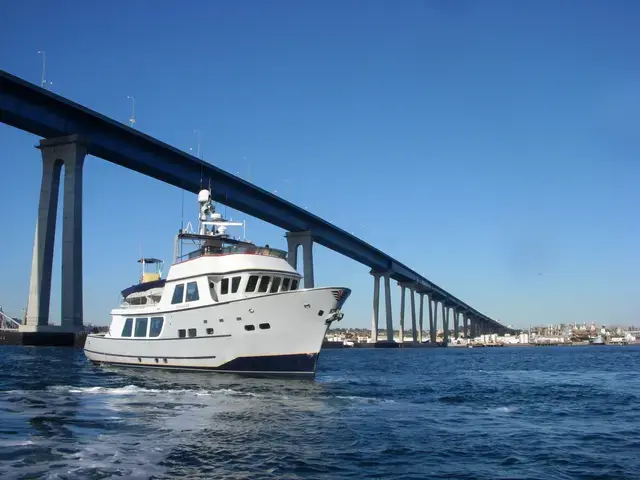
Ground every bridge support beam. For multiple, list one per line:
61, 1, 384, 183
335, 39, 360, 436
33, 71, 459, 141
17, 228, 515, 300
410, 287, 417, 345
370, 272, 381, 343
428, 296, 437, 344
453, 310, 460, 339
25, 135, 87, 331
418, 293, 424, 343
398, 283, 406, 346
463, 314, 469, 338
442, 303, 449, 344
285, 230, 314, 288
383, 273, 393, 342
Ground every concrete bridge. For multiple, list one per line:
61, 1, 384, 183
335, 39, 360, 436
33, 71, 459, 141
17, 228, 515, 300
0, 69, 515, 345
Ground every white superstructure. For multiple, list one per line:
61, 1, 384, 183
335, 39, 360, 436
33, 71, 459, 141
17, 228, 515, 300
84, 190, 350, 377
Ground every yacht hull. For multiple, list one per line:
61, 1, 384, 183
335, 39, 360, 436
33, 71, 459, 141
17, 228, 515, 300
84, 287, 348, 377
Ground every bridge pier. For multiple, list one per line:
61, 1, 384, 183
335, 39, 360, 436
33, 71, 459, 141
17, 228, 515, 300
370, 272, 381, 343
428, 296, 437, 343
410, 287, 417, 344
418, 293, 424, 343
383, 273, 393, 342
442, 303, 449, 344
398, 283, 406, 345
453, 309, 460, 339
463, 314, 469, 338
24, 135, 87, 337
285, 231, 315, 288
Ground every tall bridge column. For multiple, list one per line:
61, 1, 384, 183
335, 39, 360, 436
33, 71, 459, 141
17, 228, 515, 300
285, 230, 315, 288
453, 309, 460, 339
383, 272, 393, 342
25, 135, 87, 331
25, 148, 63, 328
398, 283, 406, 346
441, 302, 449, 344
418, 293, 424, 343
429, 296, 437, 343
463, 314, 469, 338
410, 287, 417, 344
370, 272, 381, 343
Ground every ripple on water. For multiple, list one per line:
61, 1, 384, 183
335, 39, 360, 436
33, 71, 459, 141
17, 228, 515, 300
1, 346, 640, 479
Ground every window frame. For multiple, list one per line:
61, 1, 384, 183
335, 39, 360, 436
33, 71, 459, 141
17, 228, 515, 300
231, 276, 241, 293
134, 317, 149, 337
149, 317, 164, 337
171, 284, 185, 304
185, 281, 200, 302
121, 318, 133, 337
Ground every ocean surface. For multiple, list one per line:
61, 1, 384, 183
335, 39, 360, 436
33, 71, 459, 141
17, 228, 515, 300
1, 345, 639, 479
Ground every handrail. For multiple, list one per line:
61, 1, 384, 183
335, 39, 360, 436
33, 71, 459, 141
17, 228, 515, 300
177, 244, 288, 263
0, 309, 20, 330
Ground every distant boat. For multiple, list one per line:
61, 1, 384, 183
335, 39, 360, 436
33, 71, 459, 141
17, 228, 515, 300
589, 336, 605, 345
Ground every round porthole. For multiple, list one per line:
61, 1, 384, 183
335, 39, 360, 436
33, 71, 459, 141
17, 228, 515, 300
249, 308, 254, 313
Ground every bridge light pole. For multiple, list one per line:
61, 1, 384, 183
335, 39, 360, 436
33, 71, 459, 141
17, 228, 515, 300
37, 51, 47, 89
127, 96, 136, 128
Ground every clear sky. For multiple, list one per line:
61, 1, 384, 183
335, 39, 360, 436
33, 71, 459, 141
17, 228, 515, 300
1, 0, 639, 328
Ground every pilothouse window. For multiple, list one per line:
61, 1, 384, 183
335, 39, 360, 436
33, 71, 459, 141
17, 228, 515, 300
258, 276, 271, 293
291, 279, 299, 290
246, 275, 259, 293
220, 278, 229, 295
281, 278, 290, 291
171, 284, 184, 304
231, 276, 241, 293
270, 277, 281, 293
186, 281, 199, 302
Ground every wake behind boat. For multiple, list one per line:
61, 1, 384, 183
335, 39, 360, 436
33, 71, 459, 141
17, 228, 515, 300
84, 189, 350, 377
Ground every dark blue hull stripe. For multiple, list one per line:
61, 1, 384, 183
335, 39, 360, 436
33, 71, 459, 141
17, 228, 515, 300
90, 353, 319, 375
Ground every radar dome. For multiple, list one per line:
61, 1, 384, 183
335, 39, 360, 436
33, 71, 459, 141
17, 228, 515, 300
198, 189, 211, 203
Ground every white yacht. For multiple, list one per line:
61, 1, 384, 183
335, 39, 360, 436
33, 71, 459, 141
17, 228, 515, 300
84, 189, 350, 377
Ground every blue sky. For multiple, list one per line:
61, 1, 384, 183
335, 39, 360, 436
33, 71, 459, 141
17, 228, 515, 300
1, 0, 639, 328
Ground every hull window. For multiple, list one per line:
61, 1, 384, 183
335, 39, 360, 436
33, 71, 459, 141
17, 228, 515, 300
246, 275, 259, 292
134, 318, 149, 337
231, 276, 241, 293
220, 278, 229, 295
121, 318, 133, 337
281, 278, 290, 291
186, 281, 200, 302
149, 317, 164, 337
270, 277, 281, 293
258, 276, 271, 293
245, 325, 255, 331
171, 284, 185, 304
188, 328, 197, 337
259, 323, 271, 330
178, 329, 186, 338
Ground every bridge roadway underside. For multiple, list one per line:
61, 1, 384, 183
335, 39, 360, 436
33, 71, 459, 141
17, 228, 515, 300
0, 70, 513, 337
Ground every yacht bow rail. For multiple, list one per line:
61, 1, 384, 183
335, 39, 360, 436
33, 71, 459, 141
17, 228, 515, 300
0, 308, 20, 330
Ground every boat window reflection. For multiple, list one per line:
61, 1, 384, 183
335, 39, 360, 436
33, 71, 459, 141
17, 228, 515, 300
246, 275, 259, 292
186, 281, 199, 302
121, 318, 133, 337
171, 284, 184, 304
258, 276, 271, 293
134, 318, 148, 337
149, 317, 164, 337
231, 276, 241, 293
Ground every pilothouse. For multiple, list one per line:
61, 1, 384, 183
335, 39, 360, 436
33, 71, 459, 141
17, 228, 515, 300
84, 189, 351, 377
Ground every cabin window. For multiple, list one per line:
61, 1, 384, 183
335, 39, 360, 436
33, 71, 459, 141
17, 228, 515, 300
291, 279, 299, 290
188, 328, 197, 337
246, 275, 259, 292
178, 329, 186, 338
134, 318, 148, 337
245, 325, 255, 331
186, 281, 199, 302
149, 317, 164, 337
231, 276, 241, 293
258, 276, 271, 293
281, 278, 290, 291
259, 323, 271, 330
270, 277, 281, 293
121, 318, 133, 337
220, 278, 229, 295
171, 284, 184, 304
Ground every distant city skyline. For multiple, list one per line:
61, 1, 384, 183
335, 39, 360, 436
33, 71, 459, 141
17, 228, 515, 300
1, 1, 639, 328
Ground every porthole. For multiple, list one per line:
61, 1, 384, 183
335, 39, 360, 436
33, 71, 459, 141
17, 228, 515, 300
259, 323, 271, 330
318, 310, 324, 316
245, 325, 255, 331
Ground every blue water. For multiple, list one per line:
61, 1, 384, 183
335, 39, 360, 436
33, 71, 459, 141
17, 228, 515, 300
1, 346, 640, 479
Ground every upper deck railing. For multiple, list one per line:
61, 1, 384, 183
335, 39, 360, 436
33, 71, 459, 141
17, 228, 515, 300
177, 243, 288, 264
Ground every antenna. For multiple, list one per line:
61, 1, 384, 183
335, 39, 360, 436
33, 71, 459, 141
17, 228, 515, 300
37, 50, 46, 88
127, 96, 136, 128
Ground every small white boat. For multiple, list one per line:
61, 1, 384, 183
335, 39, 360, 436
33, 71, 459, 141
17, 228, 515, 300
84, 189, 350, 377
